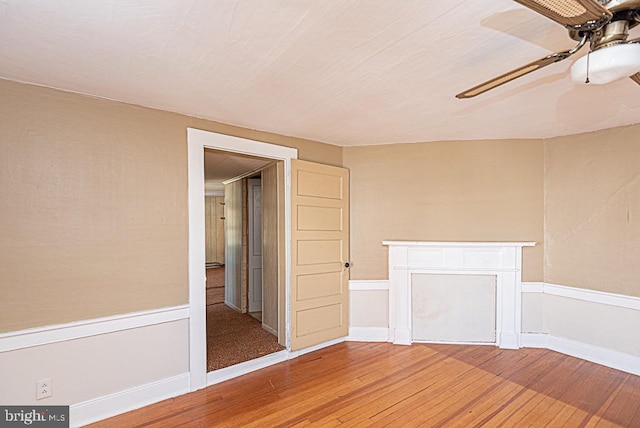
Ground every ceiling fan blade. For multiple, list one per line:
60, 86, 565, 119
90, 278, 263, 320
456, 52, 570, 99
514, 0, 612, 29
456, 34, 588, 99
631, 72, 640, 85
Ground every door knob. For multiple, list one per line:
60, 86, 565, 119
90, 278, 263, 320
344, 262, 350, 268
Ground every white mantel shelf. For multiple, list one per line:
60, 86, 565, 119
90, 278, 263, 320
383, 241, 536, 349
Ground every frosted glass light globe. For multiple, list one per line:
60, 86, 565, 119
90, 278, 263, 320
571, 43, 640, 85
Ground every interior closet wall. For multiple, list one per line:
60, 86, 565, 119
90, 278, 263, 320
224, 180, 243, 311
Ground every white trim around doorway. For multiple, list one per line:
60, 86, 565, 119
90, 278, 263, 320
187, 128, 297, 391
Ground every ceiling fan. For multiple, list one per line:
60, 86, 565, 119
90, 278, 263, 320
456, 0, 640, 98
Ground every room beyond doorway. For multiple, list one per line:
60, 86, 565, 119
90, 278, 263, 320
203, 149, 285, 373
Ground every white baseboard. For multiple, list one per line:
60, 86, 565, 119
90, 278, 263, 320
224, 301, 241, 312
522, 333, 640, 376
347, 327, 389, 342
207, 350, 288, 386
520, 332, 548, 348
262, 323, 278, 337
70, 373, 190, 427
288, 337, 347, 359
547, 335, 640, 376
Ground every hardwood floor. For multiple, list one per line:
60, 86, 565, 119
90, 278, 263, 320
89, 342, 640, 427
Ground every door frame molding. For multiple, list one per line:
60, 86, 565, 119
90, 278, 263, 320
187, 128, 297, 391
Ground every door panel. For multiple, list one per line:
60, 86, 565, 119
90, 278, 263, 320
296, 304, 343, 337
290, 159, 349, 351
296, 170, 343, 199
296, 272, 343, 300
296, 240, 343, 266
297, 206, 343, 231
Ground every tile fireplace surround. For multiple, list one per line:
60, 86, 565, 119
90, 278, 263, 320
383, 241, 536, 349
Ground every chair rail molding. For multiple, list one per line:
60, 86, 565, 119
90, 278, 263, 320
383, 241, 535, 349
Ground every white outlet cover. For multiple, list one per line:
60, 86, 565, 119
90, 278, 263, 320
36, 378, 53, 400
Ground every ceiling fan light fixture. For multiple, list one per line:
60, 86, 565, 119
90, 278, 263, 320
570, 43, 640, 84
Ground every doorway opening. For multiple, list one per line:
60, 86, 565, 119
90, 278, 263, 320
204, 149, 285, 371
188, 128, 298, 391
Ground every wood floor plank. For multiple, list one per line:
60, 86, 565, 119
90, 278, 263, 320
442, 380, 525, 426
545, 403, 583, 426
496, 357, 592, 427
322, 349, 467, 421
598, 372, 640, 426
214, 347, 424, 427
427, 348, 564, 427
584, 374, 630, 428
365, 357, 496, 426
243, 350, 445, 427
277, 346, 452, 426
369, 350, 539, 428
516, 392, 576, 427
87, 342, 640, 428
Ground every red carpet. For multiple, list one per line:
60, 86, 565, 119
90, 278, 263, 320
206, 267, 225, 305
205, 266, 284, 371
206, 303, 284, 371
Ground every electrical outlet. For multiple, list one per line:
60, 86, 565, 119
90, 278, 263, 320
36, 378, 52, 400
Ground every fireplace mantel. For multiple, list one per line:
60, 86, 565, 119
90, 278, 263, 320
383, 241, 536, 349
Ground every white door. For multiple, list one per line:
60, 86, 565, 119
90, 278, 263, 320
248, 178, 263, 313
290, 160, 349, 351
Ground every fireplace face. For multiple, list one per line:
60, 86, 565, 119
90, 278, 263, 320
411, 273, 497, 344
383, 241, 535, 349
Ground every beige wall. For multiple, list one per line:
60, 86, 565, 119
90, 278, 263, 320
544, 124, 640, 297
344, 139, 544, 282
0, 79, 341, 333
3, 76, 637, 336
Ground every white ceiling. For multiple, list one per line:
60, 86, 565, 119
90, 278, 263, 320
1, 0, 638, 147
204, 149, 272, 194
